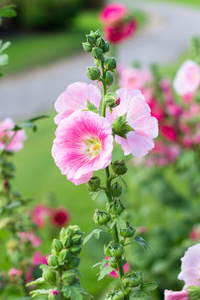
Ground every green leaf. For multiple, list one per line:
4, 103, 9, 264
26, 277, 45, 286
0, 201, 23, 214
63, 286, 72, 298
30, 289, 52, 298
83, 229, 103, 245
0, 54, 8, 66
134, 236, 152, 250
98, 266, 115, 281
70, 287, 83, 300
143, 281, 158, 291
86, 100, 98, 114
0, 5, 17, 18
0, 41, 11, 53
130, 289, 150, 299
92, 259, 108, 270
110, 216, 126, 229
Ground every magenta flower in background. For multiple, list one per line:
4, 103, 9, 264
99, 3, 128, 24
8, 268, 22, 277
32, 204, 53, 228
164, 289, 189, 300
52, 110, 113, 185
54, 82, 101, 125
178, 243, 200, 289
51, 207, 70, 227
32, 251, 48, 265
104, 20, 137, 44
173, 60, 200, 99
0, 118, 26, 152
107, 88, 158, 158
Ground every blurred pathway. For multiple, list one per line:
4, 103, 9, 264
1, 0, 200, 120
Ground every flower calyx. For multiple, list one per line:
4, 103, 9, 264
119, 221, 135, 238
112, 114, 133, 138
108, 198, 126, 216
93, 209, 110, 226
104, 241, 123, 258
104, 92, 120, 109
87, 176, 101, 192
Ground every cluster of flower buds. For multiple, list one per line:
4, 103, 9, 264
106, 289, 125, 300
28, 225, 91, 300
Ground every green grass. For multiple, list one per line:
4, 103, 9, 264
155, 0, 200, 7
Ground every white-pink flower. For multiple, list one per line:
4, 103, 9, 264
173, 60, 200, 98
178, 243, 200, 289
99, 3, 128, 25
164, 289, 189, 300
52, 110, 113, 185
0, 118, 26, 152
54, 82, 101, 124
107, 88, 158, 158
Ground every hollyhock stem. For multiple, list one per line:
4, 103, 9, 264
0, 132, 16, 156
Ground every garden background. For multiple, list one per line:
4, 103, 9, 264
1, 0, 200, 299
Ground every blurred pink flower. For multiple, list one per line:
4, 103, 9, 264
178, 243, 200, 289
118, 67, 152, 91
189, 225, 200, 241
105, 257, 130, 278
54, 82, 101, 125
8, 268, 22, 277
33, 251, 48, 265
0, 118, 26, 152
99, 3, 128, 24
51, 290, 58, 295
32, 204, 53, 228
51, 207, 70, 227
161, 124, 178, 142
19, 232, 41, 248
104, 20, 137, 44
182, 135, 193, 149
164, 289, 189, 300
52, 110, 113, 185
173, 60, 200, 98
107, 88, 158, 158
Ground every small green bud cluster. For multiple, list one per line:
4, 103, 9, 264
28, 225, 91, 299
104, 241, 123, 258
106, 289, 125, 300
93, 209, 110, 226
122, 271, 143, 296
104, 92, 120, 109
111, 160, 127, 176
87, 176, 101, 191
83, 29, 116, 88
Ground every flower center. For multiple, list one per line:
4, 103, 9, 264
84, 137, 102, 159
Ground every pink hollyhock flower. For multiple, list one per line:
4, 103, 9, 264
51, 290, 58, 295
105, 257, 130, 278
51, 207, 70, 227
0, 118, 26, 152
107, 88, 158, 158
8, 268, 22, 277
26, 251, 48, 283
52, 110, 113, 185
54, 82, 101, 125
161, 124, 178, 142
164, 289, 189, 300
178, 243, 200, 289
19, 232, 41, 248
118, 68, 145, 91
99, 3, 128, 24
173, 60, 200, 98
189, 225, 200, 241
104, 20, 137, 44
182, 135, 193, 149
32, 204, 53, 228
147, 98, 165, 122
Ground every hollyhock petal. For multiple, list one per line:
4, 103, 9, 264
0, 118, 26, 152
108, 88, 158, 158
99, 3, 128, 24
164, 289, 189, 300
178, 243, 200, 289
54, 82, 101, 124
52, 110, 113, 185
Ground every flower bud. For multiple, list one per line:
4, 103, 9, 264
47, 255, 59, 268
93, 209, 111, 226
62, 270, 76, 285
71, 234, 83, 245
105, 58, 117, 71
109, 258, 118, 269
48, 290, 59, 300
58, 249, 72, 265
70, 244, 82, 255
104, 93, 120, 108
63, 236, 73, 248
112, 114, 133, 138
86, 34, 96, 45
119, 222, 135, 238
104, 241, 123, 258
102, 41, 110, 53
111, 159, 127, 175
105, 71, 114, 86
122, 271, 143, 288
43, 270, 57, 284
86, 67, 101, 81
108, 199, 126, 216
92, 47, 103, 60
96, 37, 105, 48
67, 225, 82, 236
87, 176, 101, 191
82, 42, 93, 52
106, 290, 124, 300
68, 256, 80, 269
52, 239, 63, 253
94, 29, 101, 39
111, 182, 122, 197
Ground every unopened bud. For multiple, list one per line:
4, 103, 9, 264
82, 42, 93, 52
106, 290, 124, 300
48, 290, 59, 300
108, 199, 126, 216
119, 222, 135, 238
104, 93, 120, 108
94, 29, 101, 39
93, 209, 111, 226
86, 34, 96, 45
105, 71, 114, 86
47, 255, 59, 268
70, 244, 82, 255
63, 236, 72, 248
105, 58, 117, 71
111, 159, 127, 175
122, 271, 143, 288
96, 37, 105, 47
67, 225, 82, 236
104, 241, 123, 258
92, 47, 103, 59
68, 256, 80, 269
87, 176, 101, 191
71, 234, 83, 245
58, 249, 72, 264
43, 270, 57, 284
87, 67, 101, 81
111, 182, 122, 197
62, 270, 76, 285
52, 239, 63, 253
112, 114, 133, 138
102, 41, 110, 53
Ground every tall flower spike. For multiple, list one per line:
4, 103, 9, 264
107, 88, 158, 158
54, 82, 101, 125
52, 110, 113, 185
